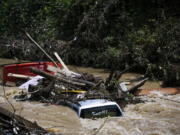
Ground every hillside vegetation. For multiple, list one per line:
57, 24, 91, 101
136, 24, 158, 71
0, 0, 179, 86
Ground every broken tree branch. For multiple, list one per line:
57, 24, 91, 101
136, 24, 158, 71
128, 77, 149, 92
25, 32, 58, 67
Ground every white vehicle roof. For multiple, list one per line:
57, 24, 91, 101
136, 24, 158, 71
78, 99, 118, 110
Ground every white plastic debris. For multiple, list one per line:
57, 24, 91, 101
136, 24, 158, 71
19, 75, 43, 90
119, 82, 128, 92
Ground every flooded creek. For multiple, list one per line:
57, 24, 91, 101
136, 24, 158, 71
0, 58, 179, 135
81, 94, 180, 135
0, 87, 84, 134
1, 87, 179, 135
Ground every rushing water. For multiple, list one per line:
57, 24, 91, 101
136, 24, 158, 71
1, 87, 179, 135
0, 58, 179, 135
81, 94, 180, 135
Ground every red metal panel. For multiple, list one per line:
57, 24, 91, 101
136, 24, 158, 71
3, 62, 62, 83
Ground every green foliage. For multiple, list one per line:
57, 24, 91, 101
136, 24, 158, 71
0, 0, 72, 40
0, 0, 179, 86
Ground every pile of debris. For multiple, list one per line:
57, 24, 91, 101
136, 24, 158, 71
3, 33, 148, 104
0, 107, 50, 135
13, 59, 148, 104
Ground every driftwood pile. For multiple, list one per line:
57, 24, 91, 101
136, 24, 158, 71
15, 64, 148, 104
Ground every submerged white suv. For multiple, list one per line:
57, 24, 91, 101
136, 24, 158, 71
66, 99, 123, 118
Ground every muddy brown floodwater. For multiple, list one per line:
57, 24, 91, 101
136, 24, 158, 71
0, 58, 180, 135
81, 93, 180, 135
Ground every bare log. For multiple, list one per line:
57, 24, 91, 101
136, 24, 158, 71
30, 67, 86, 87
46, 65, 95, 87
72, 77, 96, 87
128, 77, 148, 92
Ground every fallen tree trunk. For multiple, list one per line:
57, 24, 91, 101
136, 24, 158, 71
30, 67, 86, 86
30, 67, 96, 88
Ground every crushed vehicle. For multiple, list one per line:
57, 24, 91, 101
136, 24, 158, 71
62, 99, 123, 118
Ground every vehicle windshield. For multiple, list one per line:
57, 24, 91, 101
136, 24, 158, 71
80, 105, 122, 118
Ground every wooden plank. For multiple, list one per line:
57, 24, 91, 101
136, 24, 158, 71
47, 65, 68, 76
7, 73, 33, 79
54, 52, 69, 71
47, 65, 81, 78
